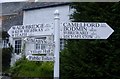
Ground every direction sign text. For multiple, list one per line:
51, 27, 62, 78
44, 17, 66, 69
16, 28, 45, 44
60, 22, 114, 39
8, 23, 54, 37
26, 55, 54, 61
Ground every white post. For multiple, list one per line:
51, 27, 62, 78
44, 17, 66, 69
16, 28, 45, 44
54, 10, 60, 79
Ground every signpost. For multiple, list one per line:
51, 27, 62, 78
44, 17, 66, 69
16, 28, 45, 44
24, 37, 54, 45
26, 55, 54, 61
8, 10, 114, 79
25, 37, 55, 55
8, 23, 54, 38
60, 22, 114, 39
29, 49, 54, 55
54, 10, 60, 78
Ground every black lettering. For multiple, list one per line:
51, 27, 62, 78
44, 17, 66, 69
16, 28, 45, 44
22, 26, 24, 29
63, 23, 67, 27
38, 29, 43, 31
20, 30, 23, 33
70, 22, 78, 27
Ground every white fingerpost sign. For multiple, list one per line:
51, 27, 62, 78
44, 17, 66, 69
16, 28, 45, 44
26, 55, 54, 61
60, 22, 114, 39
8, 9, 114, 79
54, 10, 60, 78
8, 23, 54, 38
29, 49, 54, 55
24, 37, 54, 45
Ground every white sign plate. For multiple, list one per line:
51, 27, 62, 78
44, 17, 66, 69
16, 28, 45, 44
29, 49, 54, 55
60, 22, 114, 39
8, 23, 54, 38
24, 37, 54, 45
26, 55, 54, 61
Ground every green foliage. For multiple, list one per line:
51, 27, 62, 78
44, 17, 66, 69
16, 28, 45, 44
2, 31, 9, 39
61, 2, 120, 79
2, 46, 13, 72
9, 57, 53, 77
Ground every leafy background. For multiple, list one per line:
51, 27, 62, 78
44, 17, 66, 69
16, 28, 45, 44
60, 2, 120, 79
2, 2, 120, 79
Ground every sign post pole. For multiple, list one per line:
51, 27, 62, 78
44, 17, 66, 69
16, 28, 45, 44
54, 10, 60, 79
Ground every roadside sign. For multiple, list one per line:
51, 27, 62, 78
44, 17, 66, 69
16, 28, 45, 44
26, 55, 54, 61
60, 22, 114, 39
8, 23, 54, 38
25, 36, 55, 55
8, 10, 115, 79
29, 49, 54, 55
24, 37, 54, 45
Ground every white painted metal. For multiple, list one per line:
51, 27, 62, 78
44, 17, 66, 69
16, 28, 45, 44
8, 23, 54, 38
26, 55, 54, 61
54, 10, 60, 78
29, 49, 54, 54
24, 37, 54, 44
23, 5, 70, 56
24, 36, 54, 56
60, 22, 114, 39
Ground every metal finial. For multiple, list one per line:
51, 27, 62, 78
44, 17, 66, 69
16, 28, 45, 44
54, 10, 59, 15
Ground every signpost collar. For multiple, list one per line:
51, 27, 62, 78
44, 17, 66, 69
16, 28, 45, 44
54, 10, 60, 20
